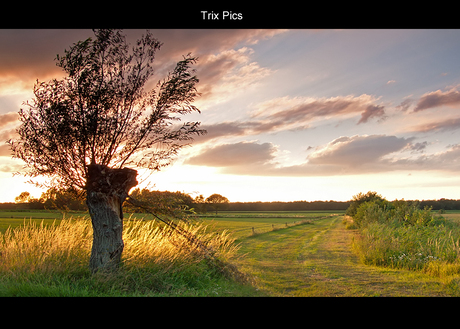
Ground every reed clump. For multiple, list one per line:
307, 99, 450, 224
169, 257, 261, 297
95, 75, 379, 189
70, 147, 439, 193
349, 199, 460, 280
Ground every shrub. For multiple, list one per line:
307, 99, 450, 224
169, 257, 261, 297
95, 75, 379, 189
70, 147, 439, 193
345, 191, 384, 218
353, 200, 389, 228
352, 198, 446, 229
350, 197, 460, 278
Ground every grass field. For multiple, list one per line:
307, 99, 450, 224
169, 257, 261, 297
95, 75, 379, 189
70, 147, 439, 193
199, 211, 341, 240
1, 209, 460, 296
442, 211, 460, 224
236, 216, 454, 296
0, 210, 88, 233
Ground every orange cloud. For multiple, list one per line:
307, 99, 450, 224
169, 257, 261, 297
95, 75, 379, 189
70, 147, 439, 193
0, 112, 18, 128
185, 141, 276, 167
414, 87, 460, 112
410, 117, 460, 133
196, 47, 272, 102
184, 134, 460, 177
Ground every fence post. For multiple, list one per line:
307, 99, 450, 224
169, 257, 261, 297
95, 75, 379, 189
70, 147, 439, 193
252, 227, 255, 235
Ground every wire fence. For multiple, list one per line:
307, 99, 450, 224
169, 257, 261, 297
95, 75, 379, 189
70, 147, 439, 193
123, 200, 340, 241
229, 214, 339, 239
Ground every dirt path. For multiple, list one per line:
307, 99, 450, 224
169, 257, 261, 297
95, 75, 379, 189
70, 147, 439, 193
238, 216, 451, 296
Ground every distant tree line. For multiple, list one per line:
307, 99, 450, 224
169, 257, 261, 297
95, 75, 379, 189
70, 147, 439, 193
345, 191, 460, 220
417, 199, 460, 211
125, 190, 230, 216
5, 188, 87, 211
125, 188, 195, 217
3, 188, 460, 213
226, 200, 351, 212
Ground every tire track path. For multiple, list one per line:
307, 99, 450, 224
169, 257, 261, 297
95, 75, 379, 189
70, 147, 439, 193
237, 216, 450, 296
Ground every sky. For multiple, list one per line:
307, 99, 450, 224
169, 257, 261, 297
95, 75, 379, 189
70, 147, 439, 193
1, 29, 460, 203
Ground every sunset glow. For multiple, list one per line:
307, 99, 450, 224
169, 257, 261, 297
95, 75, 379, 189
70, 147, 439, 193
1, 29, 460, 202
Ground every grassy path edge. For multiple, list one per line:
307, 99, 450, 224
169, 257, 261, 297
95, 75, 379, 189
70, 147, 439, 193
237, 216, 456, 296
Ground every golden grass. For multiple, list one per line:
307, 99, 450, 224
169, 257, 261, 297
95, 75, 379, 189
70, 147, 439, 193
0, 218, 91, 275
122, 219, 241, 269
0, 217, 242, 279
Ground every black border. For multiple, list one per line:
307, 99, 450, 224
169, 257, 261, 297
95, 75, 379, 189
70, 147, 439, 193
6, 3, 460, 29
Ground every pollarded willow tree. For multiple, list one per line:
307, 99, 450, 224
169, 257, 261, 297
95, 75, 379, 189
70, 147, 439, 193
9, 29, 206, 273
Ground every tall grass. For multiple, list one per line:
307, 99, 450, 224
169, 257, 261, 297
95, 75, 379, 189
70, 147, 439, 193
0, 217, 250, 296
350, 201, 460, 279
0, 219, 91, 276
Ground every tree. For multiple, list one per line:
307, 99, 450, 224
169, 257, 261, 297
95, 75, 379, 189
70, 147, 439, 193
15, 191, 31, 203
40, 187, 87, 211
125, 188, 194, 218
193, 194, 206, 213
345, 191, 384, 218
14, 191, 44, 209
9, 29, 205, 273
205, 194, 229, 215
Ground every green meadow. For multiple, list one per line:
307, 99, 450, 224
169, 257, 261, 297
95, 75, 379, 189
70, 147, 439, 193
1, 209, 460, 296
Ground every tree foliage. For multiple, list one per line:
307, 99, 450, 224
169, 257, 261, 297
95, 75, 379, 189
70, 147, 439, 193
15, 191, 32, 203
40, 187, 86, 211
125, 188, 194, 218
9, 29, 205, 190
345, 191, 384, 218
205, 193, 229, 215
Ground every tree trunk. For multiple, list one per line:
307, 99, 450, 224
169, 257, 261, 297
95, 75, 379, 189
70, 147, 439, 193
86, 164, 138, 273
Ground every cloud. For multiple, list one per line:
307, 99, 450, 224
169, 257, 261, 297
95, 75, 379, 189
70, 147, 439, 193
0, 143, 11, 157
396, 98, 413, 112
197, 122, 247, 142
414, 86, 460, 112
411, 117, 460, 133
405, 141, 428, 153
0, 128, 17, 143
0, 30, 93, 90
0, 114, 19, 157
251, 94, 386, 131
184, 141, 276, 167
194, 121, 264, 144
285, 137, 460, 176
195, 47, 272, 102
147, 29, 287, 61
0, 160, 23, 172
186, 135, 419, 176
307, 135, 412, 167
357, 104, 386, 124
0, 112, 18, 128
186, 133, 460, 177
0, 29, 286, 96
387, 144, 460, 173
436, 144, 460, 168
299, 139, 460, 175
193, 95, 389, 144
